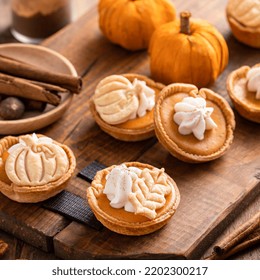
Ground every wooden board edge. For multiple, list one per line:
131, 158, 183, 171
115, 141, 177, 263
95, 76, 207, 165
0, 210, 70, 253
184, 181, 260, 260
53, 234, 186, 260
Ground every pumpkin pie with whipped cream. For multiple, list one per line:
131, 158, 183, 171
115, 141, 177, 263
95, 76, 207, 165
0, 133, 76, 203
90, 74, 164, 141
226, 0, 260, 48
87, 162, 180, 235
227, 63, 260, 123
154, 83, 236, 163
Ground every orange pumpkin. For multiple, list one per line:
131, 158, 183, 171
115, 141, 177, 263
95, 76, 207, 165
98, 0, 176, 51
149, 12, 229, 88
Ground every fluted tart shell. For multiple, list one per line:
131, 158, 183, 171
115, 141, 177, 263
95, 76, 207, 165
226, 64, 260, 123
90, 74, 165, 141
87, 162, 180, 236
154, 83, 235, 163
0, 135, 76, 203
226, 8, 260, 48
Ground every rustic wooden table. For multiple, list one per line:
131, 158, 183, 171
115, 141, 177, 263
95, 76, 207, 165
0, 0, 259, 260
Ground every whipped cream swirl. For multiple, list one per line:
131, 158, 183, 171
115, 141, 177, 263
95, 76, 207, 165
247, 67, 260, 100
103, 164, 172, 219
103, 164, 141, 212
94, 75, 155, 125
130, 78, 155, 118
173, 97, 217, 140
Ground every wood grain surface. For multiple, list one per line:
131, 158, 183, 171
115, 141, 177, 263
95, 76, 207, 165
0, 0, 259, 260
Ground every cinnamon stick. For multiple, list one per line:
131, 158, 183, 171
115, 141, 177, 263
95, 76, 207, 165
213, 212, 260, 255
0, 54, 82, 93
205, 229, 260, 260
222, 234, 260, 259
204, 213, 260, 260
30, 80, 68, 93
0, 73, 61, 106
0, 239, 8, 258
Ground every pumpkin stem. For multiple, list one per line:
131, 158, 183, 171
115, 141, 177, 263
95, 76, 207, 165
180, 11, 191, 35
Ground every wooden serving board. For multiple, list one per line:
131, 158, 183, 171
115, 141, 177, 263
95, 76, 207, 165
0, 0, 259, 259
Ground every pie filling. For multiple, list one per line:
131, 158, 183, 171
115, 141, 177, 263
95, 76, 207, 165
160, 93, 227, 156
115, 108, 154, 130
97, 190, 173, 224
95, 166, 175, 224
93, 75, 160, 130
234, 80, 260, 110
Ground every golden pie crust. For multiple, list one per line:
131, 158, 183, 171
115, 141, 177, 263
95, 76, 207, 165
87, 162, 180, 236
226, 3, 260, 48
227, 16, 260, 48
90, 74, 165, 141
154, 83, 236, 163
227, 64, 260, 123
0, 134, 76, 203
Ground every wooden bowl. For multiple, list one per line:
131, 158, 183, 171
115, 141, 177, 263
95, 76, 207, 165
0, 43, 77, 135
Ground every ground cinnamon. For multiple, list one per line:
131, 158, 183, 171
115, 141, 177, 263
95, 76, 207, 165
0, 54, 82, 93
11, 0, 71, 39
0, 73, 61, 106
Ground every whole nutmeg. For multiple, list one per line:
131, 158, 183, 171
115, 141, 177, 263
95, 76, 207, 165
0, 97, 25, 120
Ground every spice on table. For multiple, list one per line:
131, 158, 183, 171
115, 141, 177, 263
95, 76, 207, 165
205, 212, 260, 259
0, 239, 8, 258
220, 228, 260, 259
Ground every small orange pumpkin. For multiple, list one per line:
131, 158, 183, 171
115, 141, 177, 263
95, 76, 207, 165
149, 12, 229, 88
98, 0, 176, 51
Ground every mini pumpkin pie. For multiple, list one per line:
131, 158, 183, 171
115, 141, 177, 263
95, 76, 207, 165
0, 133, 76, 203
87, 162, 180, 235
226, 0, 260, 48
227, 63, 260, 123
154, 83, 236, 163
90, 74, 164, 141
